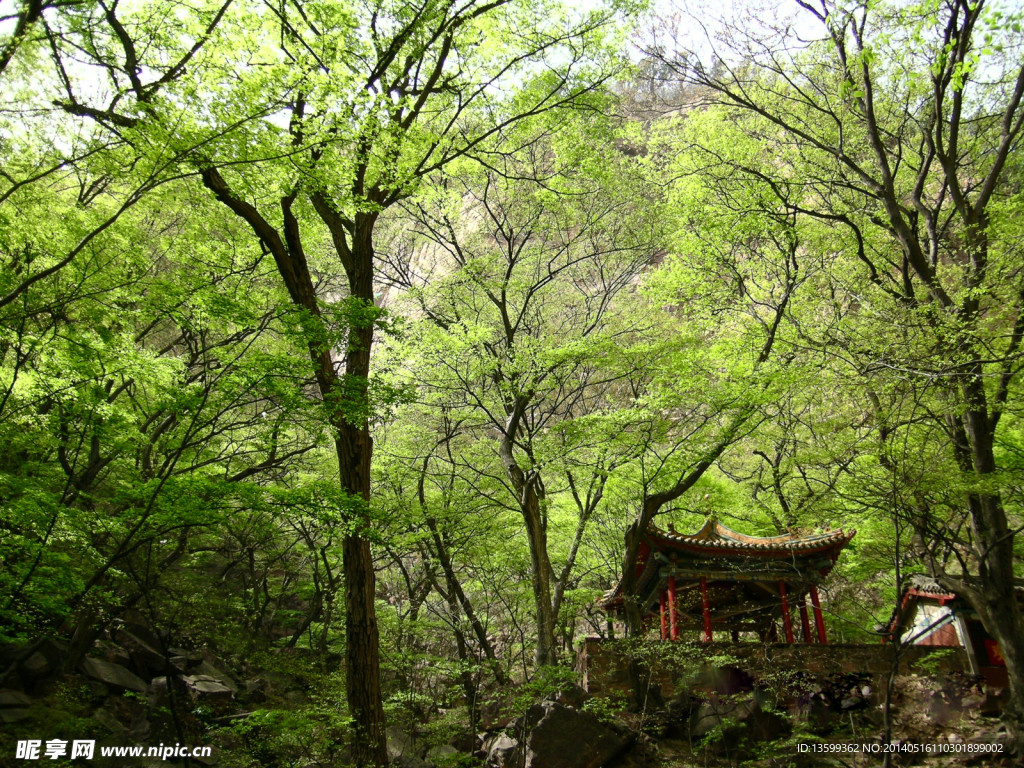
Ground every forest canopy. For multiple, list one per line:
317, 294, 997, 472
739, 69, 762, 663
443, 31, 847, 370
1, 0, 1023, 764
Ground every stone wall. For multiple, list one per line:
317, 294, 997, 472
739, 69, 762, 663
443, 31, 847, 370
578, 638, 970, 700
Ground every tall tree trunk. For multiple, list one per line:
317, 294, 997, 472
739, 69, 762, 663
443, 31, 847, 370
941, 383, 1024, 752
521, 487, 558, 668
202, 174, 387, 767
325, 219, 387, 768
498, 401, 558, 668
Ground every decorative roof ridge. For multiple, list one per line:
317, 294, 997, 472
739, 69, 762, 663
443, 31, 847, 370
650, 519, 855, 549
902, 573, 1024, 595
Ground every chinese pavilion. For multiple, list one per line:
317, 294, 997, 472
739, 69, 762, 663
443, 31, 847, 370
601, 519, 856, 643
886, 574, 1024, 687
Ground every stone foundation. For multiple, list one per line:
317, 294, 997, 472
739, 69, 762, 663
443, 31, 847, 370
578, 638, 970, 699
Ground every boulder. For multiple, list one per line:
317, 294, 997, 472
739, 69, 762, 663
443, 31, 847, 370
980, 688, 1006, 718
79, 657, 148, 692
483, 734, 517, 767
93, 639, 133, 668
387, 726, 419, 760
0, 689, 31, 708
509, 701, 633, 768
114, 630, 168, 674
426, 745, 458, 764
182, 674, 234, 702
120, 611, 164, 649
551, 683, 590, 709
0, 708, 31, 724
243, 678, 267, 703
447, 730, 479, 753
84, 679, 109, 699
688, 693, 790, 757
284, 690, 310, 704
194, 660, 238, 691
21, 651, 54, 679
170, 655, 203, 674
93, 707, 130, 736
481, 688, 519, 730
147, 676, 170, 709
20, 638, 66, 679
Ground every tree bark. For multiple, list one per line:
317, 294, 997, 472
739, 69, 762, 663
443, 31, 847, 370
201, 172, 387, 767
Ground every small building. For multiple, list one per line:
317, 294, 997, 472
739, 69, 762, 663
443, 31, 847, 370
888, 574, 1020, 687
601, 519, 855, 644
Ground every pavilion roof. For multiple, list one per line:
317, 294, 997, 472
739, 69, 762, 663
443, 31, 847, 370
601, 518, 855, 614
647, 519, 855, 556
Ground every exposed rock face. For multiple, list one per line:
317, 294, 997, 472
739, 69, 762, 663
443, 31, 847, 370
79, 656, 148, 692
508, 701, 634, 768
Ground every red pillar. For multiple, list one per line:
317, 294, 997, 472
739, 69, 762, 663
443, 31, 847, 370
778, 580, 795, 644
659, 589, 668, 641
668, 576, 679, 641
799, 595, 813, 643
810, 585, 828, 644
700, 577, 713, 642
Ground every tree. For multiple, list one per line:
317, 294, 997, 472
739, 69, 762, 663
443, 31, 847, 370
643, 0, 1024, 748
45, 0, 634, 761
0, 179, 323, 661
378, 116, 663, 667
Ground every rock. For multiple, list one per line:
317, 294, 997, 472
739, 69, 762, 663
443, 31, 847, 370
283, 690, 309, 704
509, 701, 633, 768
481, 689, 519, 730
114, 630, 168, 674
691, 698, 755, 739
0, 708, 31, 724
447, 730, 478, 753
93, 707, 129, 736
551, 683, 590, 709
182, 674, 234, 702
483, 734, 517, 766
19, 638, 66, 680
120, 611, 164, 649
21, 651, 54, 679
194, 660, 237, 691
962, 694, 985, 710
261, 670, 299, 693
84, 679, 109, 699
170, 655, 203, 673
79, 657, 148, 692
387, 726, 419, 760
147, 677, 170, 708
690, 693, 791, 755
605, 735, 658, 768
393, 756, 429, 768
131, 709, 153, 740
0, 689, 31, 708
243, 678, 266, 703
93, 639, 133, 668
980, 688, 1006, 717
426, 745, 458, 764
